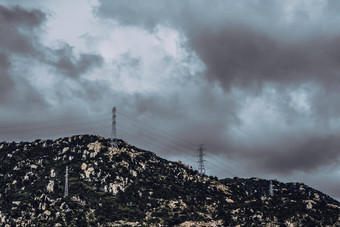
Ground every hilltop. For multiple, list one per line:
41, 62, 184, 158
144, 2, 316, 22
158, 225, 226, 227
0, 135, 339, 226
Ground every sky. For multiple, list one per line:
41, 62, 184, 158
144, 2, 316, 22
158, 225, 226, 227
0, 0, 340, 201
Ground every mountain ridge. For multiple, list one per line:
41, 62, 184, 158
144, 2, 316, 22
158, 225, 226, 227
0, 134, 339, 226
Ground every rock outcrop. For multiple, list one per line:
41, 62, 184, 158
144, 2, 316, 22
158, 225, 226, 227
0, 135, 339, 226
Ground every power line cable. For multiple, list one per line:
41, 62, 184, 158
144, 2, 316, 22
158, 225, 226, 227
117, 112, 197, 147
0, 111, 111, 128
0, 109, 252, 178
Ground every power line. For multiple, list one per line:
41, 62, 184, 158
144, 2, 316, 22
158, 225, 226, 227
0, 108, 252, 179
117, 117, 197, 157
117, 121, 239, 176
0, 116, 110, 134
117, 119, 187, 149
117, 112, 251, 177
116, 122, 199, 168
0, 111, 111, 128
204, 161, 236, 177
117, 112, 249, 178
117, 112, 197, 148
206, 153, 252, 176
117, 123, 192, 158
1, 121, 110, 141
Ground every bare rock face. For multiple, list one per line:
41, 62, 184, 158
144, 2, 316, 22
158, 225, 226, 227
47, 180, 54, 193
81, 163, 87, 171
226, 198, 234, 203
50, 169, 56, 178
0, 135, 339, 226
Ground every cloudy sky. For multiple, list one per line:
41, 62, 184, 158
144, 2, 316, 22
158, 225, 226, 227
1, 0, 340, 200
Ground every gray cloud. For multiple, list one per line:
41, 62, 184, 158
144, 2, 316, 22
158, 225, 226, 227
191, 28, 340, 91
94, 0, 340, 177
46, 43, 104, 78
0, 4, 104, 112
0, 53, 14, 102
241, 134, 340, 174
95, 0, 340, 92
0, 5, 45, 54
0, 5, 46, 107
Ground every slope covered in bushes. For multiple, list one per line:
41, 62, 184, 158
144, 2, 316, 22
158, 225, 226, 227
0, 135, 339, 226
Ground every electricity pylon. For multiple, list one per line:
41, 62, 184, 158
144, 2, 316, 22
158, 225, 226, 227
111, 106, 117, 149
197, 144, 206, 175
64, 166, 69, 197
269, 180, 274, 197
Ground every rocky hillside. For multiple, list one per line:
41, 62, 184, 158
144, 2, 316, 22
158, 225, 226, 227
0, 135, 339, 226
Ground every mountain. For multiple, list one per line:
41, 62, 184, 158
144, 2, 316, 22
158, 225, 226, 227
0, 135, 339, 226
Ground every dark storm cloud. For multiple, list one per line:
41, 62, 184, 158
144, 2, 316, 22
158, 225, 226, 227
0, 5, 45, 54
0, 4, 104, 110
95, 0, 340, 92
191, 28, 340, 91
240, 134, 340, 174
0, 5, 46, 107
0, 53, 13, 102
95, 0, 340, 175
47, 43, 104, 78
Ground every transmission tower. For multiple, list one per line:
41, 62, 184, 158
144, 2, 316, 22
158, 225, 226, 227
269, 180, 274, 197
64, 166, 69, 197
197, 144, 206, 175
111, 106, 117, 149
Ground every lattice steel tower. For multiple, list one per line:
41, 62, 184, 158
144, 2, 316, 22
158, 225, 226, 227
197, 144, 206, 175
269, 180, 274, 197
111, 106, 117, 149
64, 166, 69, 197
